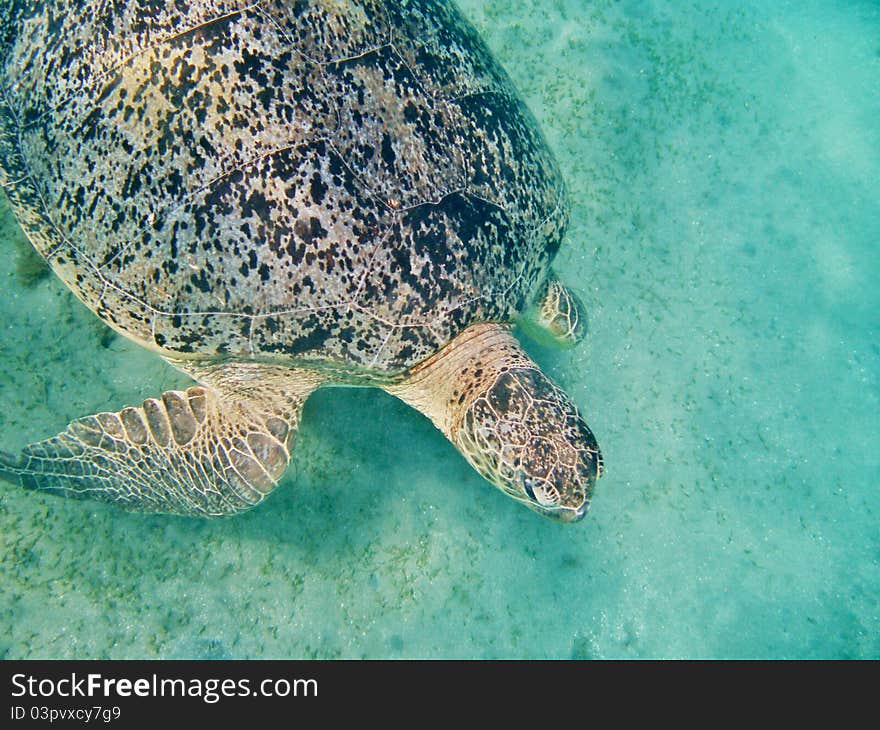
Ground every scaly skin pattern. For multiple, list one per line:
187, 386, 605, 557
532, 275, 587, 346
0, 359, 323, 516
458, 368, 602, 521
387, 324, 603, 521
0, 385, 296, 515
0, 0, 567, 374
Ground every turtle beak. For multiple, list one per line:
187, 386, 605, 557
557, 504, 589, 523
531, 500, 589, 523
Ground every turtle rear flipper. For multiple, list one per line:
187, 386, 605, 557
521, 272, 588, 348
0, 366, 323, 516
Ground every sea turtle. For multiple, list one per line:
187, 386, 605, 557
0, 0, 603, 522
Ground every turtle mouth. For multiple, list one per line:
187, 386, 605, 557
507, 482, 589, 522
533, 501, 589, 523
552, 504, 588, 523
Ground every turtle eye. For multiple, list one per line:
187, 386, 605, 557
522, 476, 537, 502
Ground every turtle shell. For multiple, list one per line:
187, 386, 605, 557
0, 0, 567, 373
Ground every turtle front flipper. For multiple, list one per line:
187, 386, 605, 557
0, 365, 323, 516
387, 324, 603, 522
520, 272, 588, 348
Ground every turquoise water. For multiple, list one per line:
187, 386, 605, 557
1, 0, 878, 658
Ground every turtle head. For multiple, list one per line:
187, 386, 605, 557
388, 324, 603, 523
455, 366, 603, 522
